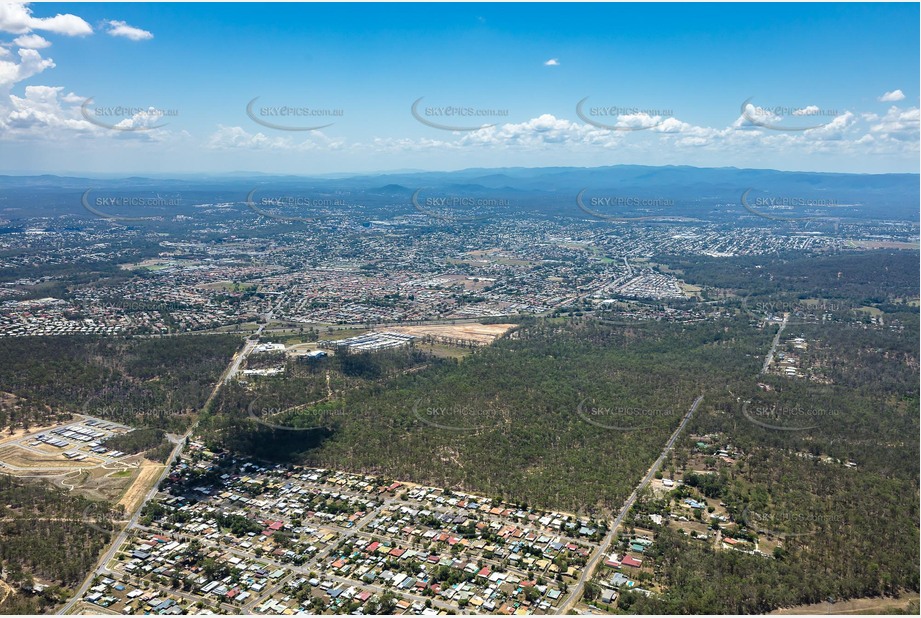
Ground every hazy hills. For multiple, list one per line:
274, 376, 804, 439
0, 164, 917, 223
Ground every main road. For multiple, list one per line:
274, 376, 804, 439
558, 394, 704, 614
58, 317, 271, 615
760, 314, 789, 375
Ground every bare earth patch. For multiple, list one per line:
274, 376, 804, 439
771, 593, 919, 615
387, 323, 516, 345
0, 420, 65, 447
117, 462, 164, 514
0, 445, 101, 469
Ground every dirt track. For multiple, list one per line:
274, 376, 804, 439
771, 594, 919, 615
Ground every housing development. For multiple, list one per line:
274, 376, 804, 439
0, 2, 918, 616
81, 449, 606, 615
3, 213, 913, 338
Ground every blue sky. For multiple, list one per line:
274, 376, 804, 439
0, 2, 918, 175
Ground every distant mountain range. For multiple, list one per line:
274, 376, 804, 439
0, 164, 917, 223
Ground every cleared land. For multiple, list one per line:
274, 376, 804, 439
0, 420, 64, 447
387, 322, 516, 345
0, 444, 101, 469
0, 416, 147, 502
770, 593, 919, 614
117, 462, 164, 514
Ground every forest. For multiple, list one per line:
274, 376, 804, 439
201, 317, 774, 513
615, 252, 921, 613
102, 427, 172, 462
0, 334, 242, 432
0, 476, 118, 614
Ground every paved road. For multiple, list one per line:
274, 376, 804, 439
224, 338, 257, 384
558, 394, 704, 614
760, 314, 789, 374
60, 294, 290, 614
57, 427, 189, 615
58, 334, 256, 615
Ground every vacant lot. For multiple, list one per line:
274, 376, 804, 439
770, 593, 919, 614
387, 323, 516, 345
117, 462, 164, 514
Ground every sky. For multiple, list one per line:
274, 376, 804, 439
0, 1, 918, 176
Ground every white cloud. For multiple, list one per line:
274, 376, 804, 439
544, 58, 559, 66
868, 105, 920, 142
12, 33, 50, 48
802, 111, 856, 140
792, 105, 820, 116
109, 107, 169, 131
2, 85, 95, 135
878, 89, 905, 102
105, 20, 153, 41
206, 125, 344, 152
736, 103, 781, 129
615, 112, 664, 130
0, 47, 54, 89
0, 2, 92, 36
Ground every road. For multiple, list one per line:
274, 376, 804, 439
760, 314, 789, 374
57, 425, 188, 614
558, 394, 704, 614
58, 331, 262, 615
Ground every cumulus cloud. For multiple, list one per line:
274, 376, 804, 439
736, 102, 782, 129
802, 111, 856, 140
105, 20, 153, 41
12, 33, 50, 48
2, 85, 94, 134
108, 107, 170, 131
878, 89, 905, 102
206, 125, 344, 152
792, 105, 820, 116
868, 105, 920, 142
0, 1, 92, 36
0, 47, 54, 89
544, 58, 559, 66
